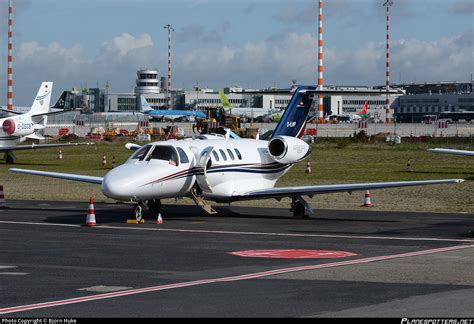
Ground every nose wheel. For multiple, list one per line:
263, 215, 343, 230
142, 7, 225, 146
132, 204, 144, 222
132, 200, 162, 222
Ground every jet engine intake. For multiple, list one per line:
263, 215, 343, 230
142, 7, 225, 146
268, 135, 311, 164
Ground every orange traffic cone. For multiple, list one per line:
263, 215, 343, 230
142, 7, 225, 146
0, 185, 7, 209
102, 155, 107, 167
86, 197, 97, 226
361, 190, 373, 207
306, 160, 312, 174
156, 213, 163, 225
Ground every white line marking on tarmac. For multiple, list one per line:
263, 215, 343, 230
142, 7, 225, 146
78, 286, 133, 293
0, 244, 472, 315
0, 220, 473, 243
0, 266, 17, 269
0, 272, 28, 276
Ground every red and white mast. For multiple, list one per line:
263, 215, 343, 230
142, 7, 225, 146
7, 0, 13, 110
384, 0, 393, 123
317, 0, 324, 123
164, 24, 174, 110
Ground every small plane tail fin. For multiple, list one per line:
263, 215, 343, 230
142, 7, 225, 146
270, 86, 316, 139
26, 82, 53, 117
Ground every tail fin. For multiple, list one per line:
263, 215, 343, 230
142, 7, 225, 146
219, 90, 231, 109
140, 96, 153, 112
26, 82, 53, 117
358, 101, 369, 117
271, 86, 317, 139
51, 91, 68, 109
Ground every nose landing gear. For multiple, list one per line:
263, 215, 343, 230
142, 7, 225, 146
131, 199, 162, 222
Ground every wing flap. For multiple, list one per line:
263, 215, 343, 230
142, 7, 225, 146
232, 179, 464, 201
9, 168, 103, 185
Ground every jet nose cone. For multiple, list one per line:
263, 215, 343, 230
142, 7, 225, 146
102, 166, 134, 200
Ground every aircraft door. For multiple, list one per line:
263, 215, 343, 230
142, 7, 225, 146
196, 146, 213, 193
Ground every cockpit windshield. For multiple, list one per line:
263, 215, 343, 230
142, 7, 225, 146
146, 145, 179, 166
130, 144, 153, 161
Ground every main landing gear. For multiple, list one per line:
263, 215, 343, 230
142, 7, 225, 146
132, 199, 162, 222
290, 196, 314, 219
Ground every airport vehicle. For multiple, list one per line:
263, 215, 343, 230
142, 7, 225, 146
328, 101, 369, 123
141, 96, 207, 121
192, 106, 244, 136
10, 86, 463, 219
219, 90, 279, 122
427, 148, 474, 156
0, 82, 92, 163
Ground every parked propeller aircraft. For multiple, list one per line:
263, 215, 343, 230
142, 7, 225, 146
427, 148, 474, 156
10, 86, 463, 219
141, 96, 207, 121
0, 82, 93, 163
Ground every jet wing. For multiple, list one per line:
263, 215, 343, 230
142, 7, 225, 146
0, 142, 94, 152
9, 168, 103, 185
231, 179, 464, 201
427, 148, 474, 156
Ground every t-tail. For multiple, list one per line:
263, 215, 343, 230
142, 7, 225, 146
25, 82, 53, 118
271, 86, 317, 139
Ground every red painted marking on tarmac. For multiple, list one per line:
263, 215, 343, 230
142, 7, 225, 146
229, 249, 358, 259
0, 244, 472, 315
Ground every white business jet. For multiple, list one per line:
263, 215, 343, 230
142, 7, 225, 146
10, 86, 464, 219
0, 82, 92, 163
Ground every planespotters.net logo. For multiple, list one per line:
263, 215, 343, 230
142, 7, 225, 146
402, 319, 473, 324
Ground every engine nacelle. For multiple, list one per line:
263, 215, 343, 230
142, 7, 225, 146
2, 119, 36, 137
268, 135, 311, 164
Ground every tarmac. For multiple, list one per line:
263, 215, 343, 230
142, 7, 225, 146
1, 200, 473, 318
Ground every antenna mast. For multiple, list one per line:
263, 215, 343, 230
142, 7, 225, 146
7, 0, 13, 110
317, 0, 324, 123
164, 24, 174, 110
384, 0, 393, 123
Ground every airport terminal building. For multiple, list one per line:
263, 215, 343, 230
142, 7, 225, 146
57, 69, 473, 124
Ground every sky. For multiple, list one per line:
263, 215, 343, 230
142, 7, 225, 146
1, 0, 473, 105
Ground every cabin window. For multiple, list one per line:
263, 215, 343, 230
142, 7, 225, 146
130, 144, 152, 161
176, 147, 189, 163
147, 145, 179, 166
219, 149, 227, 161
234, 148, 242, 160
227, 149, 235, 160
212, 150, 220, 161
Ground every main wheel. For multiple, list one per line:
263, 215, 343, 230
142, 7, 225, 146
292, 201, 307, 219
148, 199, 162, 216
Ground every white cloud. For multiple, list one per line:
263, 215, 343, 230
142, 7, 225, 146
102, 33, 153, 56
9, 29, 473, 105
